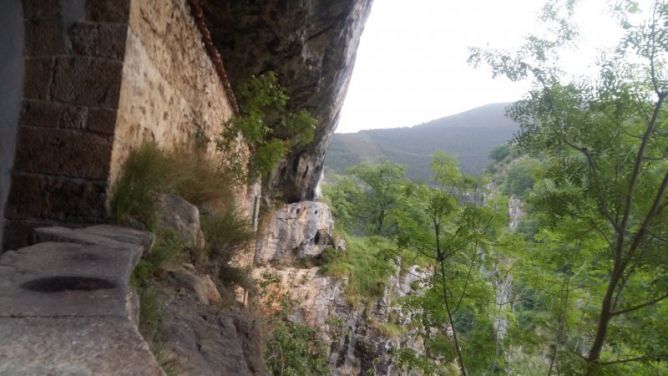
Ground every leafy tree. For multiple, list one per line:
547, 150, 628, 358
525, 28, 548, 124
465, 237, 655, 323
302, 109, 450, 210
501, 158, 543, 198
321, 175, 361, 228
348, 161, 408, 235
395, 152, 504, 375
490, 144, 512, 163
472, 1, 668, 373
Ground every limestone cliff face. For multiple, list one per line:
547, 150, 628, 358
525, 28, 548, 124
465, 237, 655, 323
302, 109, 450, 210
200, 0, 373, 201
254, 202, 429, 375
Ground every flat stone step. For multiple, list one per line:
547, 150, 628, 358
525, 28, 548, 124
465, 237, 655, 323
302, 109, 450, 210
0, 225, 164, 375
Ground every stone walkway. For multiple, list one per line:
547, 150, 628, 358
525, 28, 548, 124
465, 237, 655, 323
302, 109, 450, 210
0, 225, 164, 376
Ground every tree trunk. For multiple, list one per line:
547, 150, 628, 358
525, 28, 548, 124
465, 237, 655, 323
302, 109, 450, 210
585, 266, 623, 375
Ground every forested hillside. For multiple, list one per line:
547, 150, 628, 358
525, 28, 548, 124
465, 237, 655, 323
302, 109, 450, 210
325, 103, 518, 180
318, 1, 668, 374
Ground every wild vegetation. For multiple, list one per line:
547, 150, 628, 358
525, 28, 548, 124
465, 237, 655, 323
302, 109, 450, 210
109, 72, 322, 375
216, 72, 316, 183
320, 2, 668, 374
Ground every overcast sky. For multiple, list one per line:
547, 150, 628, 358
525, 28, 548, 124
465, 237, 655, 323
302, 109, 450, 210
336, 0, 649, 134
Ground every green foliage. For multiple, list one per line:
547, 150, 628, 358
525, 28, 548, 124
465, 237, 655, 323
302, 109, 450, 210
200, 210, 253, 288
131, 229, 187, 289
137, 287, 179, 376
323, 161, 408, 235
500, 158, 542, 198
390, 153, 505, 375
489, 144, 512, 162
264, 320, 330, 376
321, 176, 361, 226
110, 143, 170, 228
473, 1, 668, 373
110, 143, 237, 229
217, 72, 316, 182
320, 235, 397, 303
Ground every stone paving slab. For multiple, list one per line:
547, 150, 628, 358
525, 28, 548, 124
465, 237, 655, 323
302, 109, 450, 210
0, 241, 137, 317
0, 225, 164, 375
0, 317, 163, 376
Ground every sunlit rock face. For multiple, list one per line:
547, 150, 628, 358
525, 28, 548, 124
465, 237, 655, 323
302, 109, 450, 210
255, 201, 337, 265
200, 0, 373, 201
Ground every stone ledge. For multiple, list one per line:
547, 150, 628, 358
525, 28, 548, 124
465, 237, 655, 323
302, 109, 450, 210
0, 241, 138, 318
0, 224, 163, 374
0, 317, 163, 376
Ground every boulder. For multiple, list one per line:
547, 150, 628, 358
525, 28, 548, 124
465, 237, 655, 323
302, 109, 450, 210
255, 201, 336, 265
156, 194, 205, 250
167, 264, 222, 306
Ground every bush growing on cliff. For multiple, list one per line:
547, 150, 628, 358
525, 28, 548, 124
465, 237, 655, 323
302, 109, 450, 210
264, 319, 330, 376
216, 72, 316, 183
320, 235, 397, 303
110, 143, 237, 229
111, 143, 252, 286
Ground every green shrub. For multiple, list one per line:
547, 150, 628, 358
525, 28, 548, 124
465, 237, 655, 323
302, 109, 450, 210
216, 72, 316, 182
131, 228, 187, 288
200, 210, 254, 287
264, 320, 330, 376
110, 143, 170, 228
137, 287, 179, 376
110, 143, 237, 229
321, 235, 396, 303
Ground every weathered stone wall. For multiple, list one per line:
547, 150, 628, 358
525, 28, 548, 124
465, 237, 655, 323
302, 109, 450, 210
110, 0, 237, 185
3, 0, 130, 250
3, 0, 248, 250
0, 0, 25, 250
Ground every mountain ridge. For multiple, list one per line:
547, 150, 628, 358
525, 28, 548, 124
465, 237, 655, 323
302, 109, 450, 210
326, 102, 519, 180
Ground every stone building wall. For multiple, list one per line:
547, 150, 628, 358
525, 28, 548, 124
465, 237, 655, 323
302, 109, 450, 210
110, 0, 237, 184
3, 0, 130, 250
2, 0, 245, 250
0, 0, 25, 250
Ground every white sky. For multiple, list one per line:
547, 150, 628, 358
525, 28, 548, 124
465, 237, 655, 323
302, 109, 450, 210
336, 0, 650, 133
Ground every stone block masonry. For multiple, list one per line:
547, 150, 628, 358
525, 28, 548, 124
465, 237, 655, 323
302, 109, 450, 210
3, 0, 245, 250
3, 0, 130, 250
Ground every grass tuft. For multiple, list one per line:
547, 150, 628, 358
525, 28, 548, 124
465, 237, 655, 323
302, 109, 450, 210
110, 143, 237, 229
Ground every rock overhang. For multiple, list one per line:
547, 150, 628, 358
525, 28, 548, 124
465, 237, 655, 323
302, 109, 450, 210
199, 0, 373, 201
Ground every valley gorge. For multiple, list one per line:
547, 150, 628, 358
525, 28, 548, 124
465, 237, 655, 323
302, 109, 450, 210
0, 0, 434, 374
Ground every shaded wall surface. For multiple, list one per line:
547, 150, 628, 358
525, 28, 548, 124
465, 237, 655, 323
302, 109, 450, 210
2, 0, 241, 250
2, 0, 129, 250
0, 0, 25, 248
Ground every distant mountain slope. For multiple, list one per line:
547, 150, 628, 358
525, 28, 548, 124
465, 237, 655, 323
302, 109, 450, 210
325, 103, 518, 181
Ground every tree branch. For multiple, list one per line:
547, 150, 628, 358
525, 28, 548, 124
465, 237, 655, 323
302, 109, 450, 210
610, 291, 668, 316
600, 354, 667, 366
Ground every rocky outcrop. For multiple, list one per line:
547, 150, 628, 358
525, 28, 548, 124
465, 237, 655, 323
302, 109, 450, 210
200, 0, 374, 201
254, 262, 430, 376
252, 201, 432, 374
166, 264, 222, 306
255, 201, 339, 265
158, 271, 267, 376
0, 225, 163, 375
508, 195, 524, 230
156, 194, 206, 250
